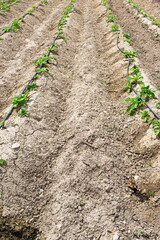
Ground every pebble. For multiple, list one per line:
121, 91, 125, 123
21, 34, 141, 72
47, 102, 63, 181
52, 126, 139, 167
134, 175, 139, 181
106, 186, 112, 193
78, 206, 82, 211
113, 232, 119, 240
12, 143, 20, 149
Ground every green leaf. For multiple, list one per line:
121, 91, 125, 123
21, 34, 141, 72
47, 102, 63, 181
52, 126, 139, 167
154, 128, 160, 136
156, 103, 160, 109
0, 159, 6, 166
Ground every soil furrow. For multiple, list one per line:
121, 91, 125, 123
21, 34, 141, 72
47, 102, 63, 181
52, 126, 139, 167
0, 0, 160, 239
0, 0, 41, 28
0, 0, 68, 120
108, 0, 160, 89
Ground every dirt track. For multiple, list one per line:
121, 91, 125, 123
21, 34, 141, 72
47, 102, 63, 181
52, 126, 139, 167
0, 0, 160, 239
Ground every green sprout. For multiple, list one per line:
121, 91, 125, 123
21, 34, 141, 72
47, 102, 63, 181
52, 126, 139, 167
18, 108, 29, 117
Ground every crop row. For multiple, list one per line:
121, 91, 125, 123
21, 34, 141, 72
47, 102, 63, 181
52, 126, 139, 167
0, 0, 48, 39
102, 0, 160, 136
127, 0, 160, 27
0, 0, 76, 128
0, 0, 21, 15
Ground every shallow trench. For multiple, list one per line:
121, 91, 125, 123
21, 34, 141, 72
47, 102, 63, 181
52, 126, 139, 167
108, 0, 160, 89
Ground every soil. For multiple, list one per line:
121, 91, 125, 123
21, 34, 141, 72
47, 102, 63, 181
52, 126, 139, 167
0, 0, 160, 239
0, 0, 41, 28
133, 0, 160, 22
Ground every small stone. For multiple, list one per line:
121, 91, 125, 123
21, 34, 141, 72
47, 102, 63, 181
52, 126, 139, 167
113, 232, 119, 240
106, 186, 112, 193
112, 201, 118, 206
78, 206, 82, 211
12, 143, 20, 150
134, 175, 139, 181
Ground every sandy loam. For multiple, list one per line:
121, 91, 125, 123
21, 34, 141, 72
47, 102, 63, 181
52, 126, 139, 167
0, 0, 160, 239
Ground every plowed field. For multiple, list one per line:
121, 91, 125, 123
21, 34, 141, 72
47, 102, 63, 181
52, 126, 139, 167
0, 0, 160, 239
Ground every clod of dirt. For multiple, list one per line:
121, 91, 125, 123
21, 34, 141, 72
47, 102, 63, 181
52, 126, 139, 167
152, 0, 160, 4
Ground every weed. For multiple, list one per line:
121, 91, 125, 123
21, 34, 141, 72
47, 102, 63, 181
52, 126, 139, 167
147, 162, 152, 167
98, 79, 105, 85
18, 108, 29, 117
149, 191, 154, 196
0, 159, 6, 166
140, 110, 150, 122
12, 122, 18, 126
9, 233, 13, 238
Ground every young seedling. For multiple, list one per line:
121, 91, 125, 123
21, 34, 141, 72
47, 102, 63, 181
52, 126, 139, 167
18, 108, 29, 117
140, 110, 150, 122
11, 92, 29, 108
106, 12, 117, 23
124, 39, 132, 45
0, 121, 5, 128
25, 82, 37, 91
123, 81, 132, 93
111, 24, 119, 31
147, 162, 152, 167
124, 51, 139, 58
3, 19, 21, 32
130, 65, 140, 75
127, 72, 143, 84
34, 56, 56, 67
140, 85, 155, 100
122, 32, 131, 38
152, 21, 160, 26
149, 16, 156, 21
0, 159, 6, 166
149, 191, 154, 196
126, 96, 145, 115
156, 103, 160, 109
35, 67, 49, 73
150, 119, 160, 136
